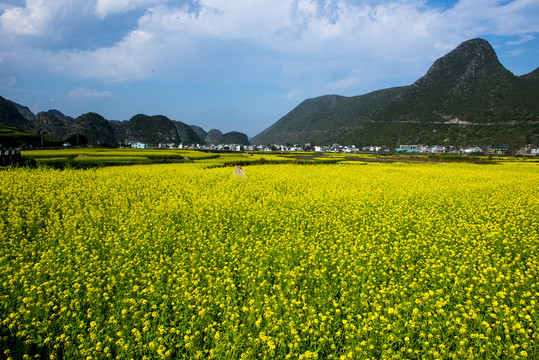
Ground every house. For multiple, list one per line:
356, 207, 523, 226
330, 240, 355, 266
131, 142, 146, 149
314, 145, 331, 152
430, 145, 446, 154
362, 146, 382, 152
396, 145, 419, 153
460, 146, 483, 154
489, 146, 509, 155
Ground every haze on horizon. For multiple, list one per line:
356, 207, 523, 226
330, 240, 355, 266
1, 0, 538, 137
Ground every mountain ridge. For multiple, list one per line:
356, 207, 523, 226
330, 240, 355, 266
252, 38, 539, 147
0, 98, 250, 147
2, 38, 537, 149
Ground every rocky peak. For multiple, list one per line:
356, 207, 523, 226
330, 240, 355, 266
205, 129, 223, 145
10, 100, 36, 121
48, 109, 73, 124
125, 114, 181, 145
69, 112, 116, 146
412, 38, 511, 90
448, 38, 498, 62
33, 112, 68, 139
1, 96, 32, 129
189, 125, 207, 141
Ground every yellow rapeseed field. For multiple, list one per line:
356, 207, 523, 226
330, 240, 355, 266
1, 162, 538, 359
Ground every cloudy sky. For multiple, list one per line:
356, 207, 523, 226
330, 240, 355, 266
1, 0, 538, 136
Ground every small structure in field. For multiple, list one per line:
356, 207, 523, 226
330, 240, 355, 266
232, 165, 246, 178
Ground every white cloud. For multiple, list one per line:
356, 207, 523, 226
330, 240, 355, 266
3, 0, 539, 93
508, 48, 526, 56
69, 86, 112, 98
0, 0, 51, 36
51, 0, 445, 81
94, 0, 168, 19
53, 28, 163, 81
506, 34, 535, 46
8, 75, 16, 86
0, 0, 94, 42
438, 0, 539, 37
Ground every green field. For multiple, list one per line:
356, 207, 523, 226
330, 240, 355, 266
17, 148, 537, 169
19, 148, 346, 169
20, 148, 221, 168
0, 127, 62, 148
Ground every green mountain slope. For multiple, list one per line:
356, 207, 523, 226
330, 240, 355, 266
173, 120, 204, 144
33, 112, 70, 140
0, 126, 62, 148
205, 129, 224, 144
374, 38, 538, 125
0, 97, 247, 147
252, 88, 404, 145
189, 125, 207, 142
125, 114, 181, 145
0, 96, 32, 130
220, 131, 250, 145
69, 113, 117, 146
252, 38, 539, 147
9, 100, 36, 121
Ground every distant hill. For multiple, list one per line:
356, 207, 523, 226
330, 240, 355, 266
189, 125, 207, 142
125, 114, 181, 145
69, 112, 117, 146
251, 89, 403, 145
220, 131, 250, 145
9, 100, 35, 121
173, 120, 204, 144
47, 109, 74, 124
109, 120, 126, 145
0, 97, 32, 130
205, 129, 224, 144
252, 38, 539, 148
33, 112, 70, 140
0, 96, 248, 147
521, 67, 539, 79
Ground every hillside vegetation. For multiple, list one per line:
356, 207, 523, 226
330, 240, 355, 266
252, 39, 539, 147
0, 126, 62, 148
0, 98, 250, 148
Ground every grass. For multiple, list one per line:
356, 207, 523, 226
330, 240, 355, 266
0, 126, 61, 148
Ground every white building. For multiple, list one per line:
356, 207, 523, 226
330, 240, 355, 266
131, 142, 146, 149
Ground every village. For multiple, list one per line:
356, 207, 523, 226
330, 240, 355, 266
128, 141, 539, 156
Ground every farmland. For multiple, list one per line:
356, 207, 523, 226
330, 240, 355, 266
18, 149, 296, 169
1, 161, 538, 359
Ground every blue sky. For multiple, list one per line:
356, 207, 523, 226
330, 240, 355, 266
1, 0, 538, 137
